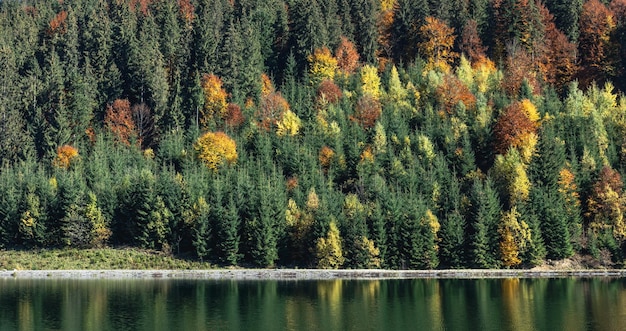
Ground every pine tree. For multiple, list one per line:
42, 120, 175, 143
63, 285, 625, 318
469, 178, 502, 268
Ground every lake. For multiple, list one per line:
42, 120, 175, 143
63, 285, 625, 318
0, 277, 624, 330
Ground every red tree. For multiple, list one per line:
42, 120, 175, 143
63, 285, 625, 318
105, 99, 136, 145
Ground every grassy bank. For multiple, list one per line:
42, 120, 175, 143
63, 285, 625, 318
0, 248, 214, 270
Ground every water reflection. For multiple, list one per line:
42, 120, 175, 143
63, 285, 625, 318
0, 277, 625, 330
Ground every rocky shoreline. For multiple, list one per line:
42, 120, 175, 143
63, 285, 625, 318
0, 269, 625, 280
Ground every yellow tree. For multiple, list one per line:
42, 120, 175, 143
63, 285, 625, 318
316, 220, 345, 269
308, 46, 338, 85
201, 74, 228, 127
360, 65, 382, 100
194, 131, 238, 171
53, 145, 79, 169
276, 109, 302, 136
418, 16, 458, 73
499, 207, 531, 267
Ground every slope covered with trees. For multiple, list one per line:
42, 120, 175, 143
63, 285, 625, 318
2, 0, 626, 268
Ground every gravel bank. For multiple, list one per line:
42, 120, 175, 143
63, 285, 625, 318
0, 269, 625, 280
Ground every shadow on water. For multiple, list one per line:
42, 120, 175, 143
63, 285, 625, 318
0, 277, 625, 331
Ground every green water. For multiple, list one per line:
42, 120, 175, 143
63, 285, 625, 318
0, 277, 624, 330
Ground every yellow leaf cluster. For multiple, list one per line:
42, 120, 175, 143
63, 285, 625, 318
520, 99, 540, 123
418, 16, 458, 73
308, 47, 338, 85
194, 131, 238, 171
261, 73, 275, 97
276, 109, 302, 136
201, 74, 228, 126
316, 221, 345, 269
319, 146, 335, 169
498, 207, 531, 267
360, 65, 382, 100
493, 150, 531, 205
53, 145, 79, 169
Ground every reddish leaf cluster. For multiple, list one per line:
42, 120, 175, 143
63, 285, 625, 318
179, 0, 195, 25
224, 103, 245, 128
335, 36, 360, 74
105, 99, 136, 146
493, 101, 537, 155
459, 20, 487, 63
286, 176, 299, 191
578, 0, 618, 87
129, 0, 153, 15
435, 74, 476, 114
503, 46, 540, 96
594, 166, 624, 197
317, 80, 342, 104
537, 2, 577, 90
351, 95, 381, 129
47, 11, 67, 35
258, 92, 289, 131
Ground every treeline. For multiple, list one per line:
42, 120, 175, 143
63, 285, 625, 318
2, 0, 626, 268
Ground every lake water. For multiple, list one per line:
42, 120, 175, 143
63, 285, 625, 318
0, 277, 624, 330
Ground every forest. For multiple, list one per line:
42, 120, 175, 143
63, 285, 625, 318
1, 0, 626, 269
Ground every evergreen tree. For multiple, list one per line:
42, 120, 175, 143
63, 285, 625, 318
469, 178, 502, 268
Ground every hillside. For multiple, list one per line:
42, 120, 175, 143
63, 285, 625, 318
1, 0, 626, 269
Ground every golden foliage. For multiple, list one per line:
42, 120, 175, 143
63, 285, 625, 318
499, 207, 531, 267
493, 150, 531, 205
316, 221, 345, 269
53, 145, 79, 169
201, 74, 228, 127
276, 109, 302, 136
418, 16, 458, 73
319, 146, 335, 169
308, 47, 338, 85
194, 131, 238, 171
261, 73, 275, 97
360, 65, 382, 100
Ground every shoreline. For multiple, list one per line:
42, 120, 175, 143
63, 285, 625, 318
1, 269, 625, 280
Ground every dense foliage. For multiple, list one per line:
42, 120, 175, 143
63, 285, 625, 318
2, 0, 626, 268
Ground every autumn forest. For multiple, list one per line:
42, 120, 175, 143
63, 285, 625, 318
2, 0, 626, 269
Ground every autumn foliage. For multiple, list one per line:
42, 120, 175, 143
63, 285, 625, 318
48, 11, 68, 35
53, 145, 79, 169
201, 74, 228, 127
418, 17, 458, 73
494, 100, 539, 159
308, 46, 338, 85
459, 20, 487, 63
317, 79, 342, 104
435, 74, 476, 114
224, 103, 245, 128
578, 0, 619, 86
105, 99, 136, 145
351, 95, 382, 129
258, 92, 290, 131
194, 131, 238, 171
335, 36, 360, 74
587, 166, 626, 240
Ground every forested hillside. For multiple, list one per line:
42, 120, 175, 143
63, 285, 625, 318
2, 0, 626, 269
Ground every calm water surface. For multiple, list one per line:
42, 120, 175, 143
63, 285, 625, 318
0, 277, 625, 331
